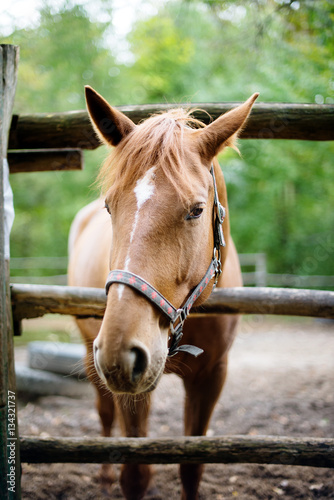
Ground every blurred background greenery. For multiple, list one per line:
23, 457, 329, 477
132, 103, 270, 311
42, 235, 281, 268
2, 0, 334, 284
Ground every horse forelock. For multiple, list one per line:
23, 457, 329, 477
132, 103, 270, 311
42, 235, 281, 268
97, 108, 207, 204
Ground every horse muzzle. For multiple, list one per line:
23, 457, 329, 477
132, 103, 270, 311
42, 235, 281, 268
93, 337, 166, 394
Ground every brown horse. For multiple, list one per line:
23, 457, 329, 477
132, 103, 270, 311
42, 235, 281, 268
68, 87, 258, 500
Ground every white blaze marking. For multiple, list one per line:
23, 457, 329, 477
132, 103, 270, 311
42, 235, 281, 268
134, 166, 156, 209
117, 167, 156, 300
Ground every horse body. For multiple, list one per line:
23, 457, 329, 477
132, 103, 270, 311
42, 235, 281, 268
68, 87, 257, 500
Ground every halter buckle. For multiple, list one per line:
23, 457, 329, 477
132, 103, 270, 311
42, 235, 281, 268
217, 203, 226, 224
170, 308, 186, 338
168, 314, 203, 357
168, 309, 187, 356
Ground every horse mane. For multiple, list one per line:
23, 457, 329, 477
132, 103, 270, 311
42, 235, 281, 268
97, 108, 207, 204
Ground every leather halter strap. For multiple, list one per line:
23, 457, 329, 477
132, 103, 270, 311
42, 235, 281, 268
105, 164, 226, 358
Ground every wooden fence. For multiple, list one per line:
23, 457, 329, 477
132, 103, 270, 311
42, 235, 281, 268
9, 254, 334, 288
1, 43, 334, 500
19, 435, 334, 468
10, 254, 268, 287
10, 283, 334, 323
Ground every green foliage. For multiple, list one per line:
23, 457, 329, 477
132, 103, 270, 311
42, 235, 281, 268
2, 2, 114, 259
4, 3, 114, 112
222, 139, 334, 276
2, 0, 334, 281
128, 16, 195, 101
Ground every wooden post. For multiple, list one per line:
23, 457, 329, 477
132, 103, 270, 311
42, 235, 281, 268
255, 253, 267, 287
0, 44, 20, 500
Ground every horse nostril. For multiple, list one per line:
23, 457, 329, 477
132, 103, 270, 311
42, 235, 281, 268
130, 346, 148, 382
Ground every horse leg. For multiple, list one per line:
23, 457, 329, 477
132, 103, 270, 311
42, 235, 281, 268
78, 319, 117, 488
92, 377, 117, 487
180, 353, 229, 500
116, 394, 152, 500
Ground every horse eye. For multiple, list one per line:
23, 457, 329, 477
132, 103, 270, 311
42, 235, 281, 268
186, 206, 204, 220
105, 201, 111, 215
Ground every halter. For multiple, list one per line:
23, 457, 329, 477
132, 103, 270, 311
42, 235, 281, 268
105, 165, 226, 358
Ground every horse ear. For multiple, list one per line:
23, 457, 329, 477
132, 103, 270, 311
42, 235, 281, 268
198, 93, 259, 160
85, 86, 135, 146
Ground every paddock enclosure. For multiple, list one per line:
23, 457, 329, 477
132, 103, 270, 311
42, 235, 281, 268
1, 44, 334, 499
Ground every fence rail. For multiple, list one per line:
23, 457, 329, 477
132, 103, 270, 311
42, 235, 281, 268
20, 435, 334, 468
10, 284, 334, 322
8, 103, 334, 153
266, 273, 334, 288
10, 256, 68, 269
10, 255, 334, 288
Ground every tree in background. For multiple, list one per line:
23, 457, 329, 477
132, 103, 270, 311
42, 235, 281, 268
2, 1, 120, 260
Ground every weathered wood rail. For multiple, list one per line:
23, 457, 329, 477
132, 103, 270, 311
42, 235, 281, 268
8, 102, 334, 153
10, 284, 334, 324
8, 148, 83, 173
0, 44, 21, 499
20, 435, 334, 468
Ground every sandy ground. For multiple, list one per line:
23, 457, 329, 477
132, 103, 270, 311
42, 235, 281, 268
16, 315, 334, 499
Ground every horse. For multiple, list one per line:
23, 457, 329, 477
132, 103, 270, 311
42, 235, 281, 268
68, 86, 258, 500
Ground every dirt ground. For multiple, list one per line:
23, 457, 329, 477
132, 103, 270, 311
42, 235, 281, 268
16, 316, 334, 499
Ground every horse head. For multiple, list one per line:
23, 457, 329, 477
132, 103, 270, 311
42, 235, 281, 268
86, 86, 258, 394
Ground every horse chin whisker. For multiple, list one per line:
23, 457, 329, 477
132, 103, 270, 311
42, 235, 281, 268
166, 357, 193, 378
66, 358, 89, 380
115, 392, 150, 413
93, 376, 112, 397
100, 384, 113, 399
